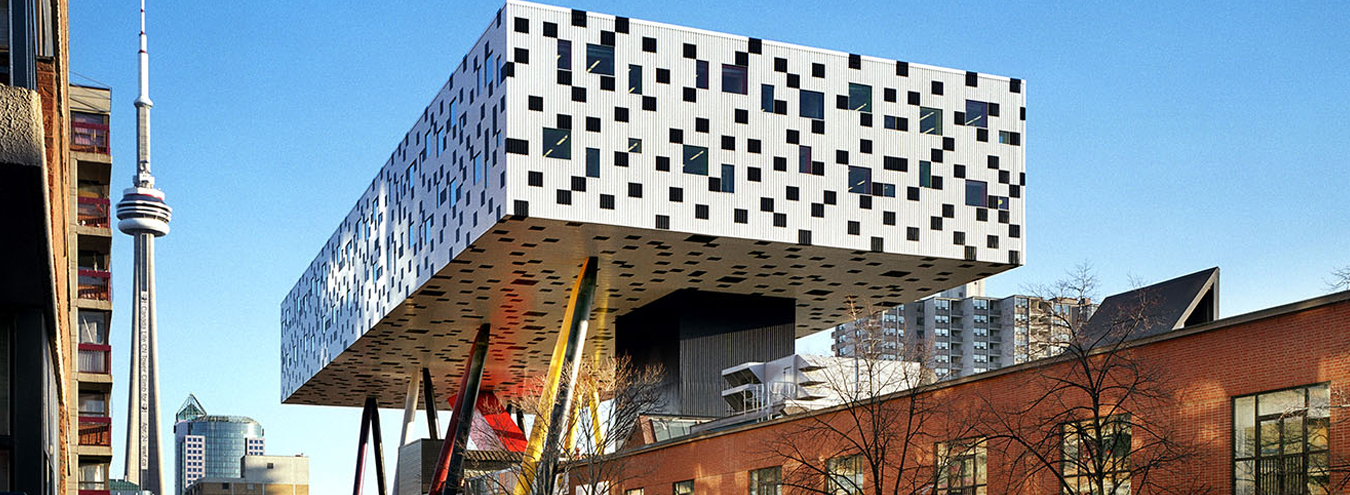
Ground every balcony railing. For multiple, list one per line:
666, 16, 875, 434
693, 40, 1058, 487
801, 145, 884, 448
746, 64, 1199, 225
77, 269, 111, 301
78, 416, 112, 447
77, 197, 111, 229
78, 343, 111, 374
72, 121, 110, 154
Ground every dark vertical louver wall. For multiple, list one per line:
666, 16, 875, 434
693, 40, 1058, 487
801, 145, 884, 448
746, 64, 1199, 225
616, 290, 794, 417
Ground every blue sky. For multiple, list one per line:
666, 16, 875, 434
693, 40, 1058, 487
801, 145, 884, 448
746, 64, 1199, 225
69, 1, 1349, 493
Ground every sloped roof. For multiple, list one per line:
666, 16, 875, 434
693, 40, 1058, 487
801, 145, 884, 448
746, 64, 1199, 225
176, 394, 207, 422
1080, 267, 1220, 344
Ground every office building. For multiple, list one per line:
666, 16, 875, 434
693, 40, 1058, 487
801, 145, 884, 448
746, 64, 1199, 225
182, 455, 308, 495
70, 82, 118, 495
174, 395, 266, 495
280, 3, 1024, 492
281, 0, 1025, 413
831, 281, 1106, 378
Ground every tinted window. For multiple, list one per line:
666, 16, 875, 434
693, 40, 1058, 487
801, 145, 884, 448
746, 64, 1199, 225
848, 166, 872, 194
920, 107, 942, 135
683, 145, 708, 175
965, 100, 988, 128
586, 44, 614, 75
848, 83, 872, 112
965, 180, 987, 207
542, 128, 571, 159
723, 65, 748, 94
801, 90, 825, 119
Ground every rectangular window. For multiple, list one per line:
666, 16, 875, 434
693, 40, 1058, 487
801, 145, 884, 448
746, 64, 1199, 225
557, 40, 572, 70
999, 131, 1015, 144
799, 146, 812, 174
826, 455, 864, 495
965, 180, 987, 207
683, 145, 709, 175
1233, 383, 1331, 495
485, 55, 495, 88
920, 107, 942, 135
78, 310, 108, 344
937, 438, 986, 495
721, 164, 735, 193
965, 100, 989, 128
542, 128, 571, 159
801, 90, 825, 120
628, 64, 643, 94
586, 148, 600, 178
848, 83, 872, 112
723, 64, 748, 94
847, 166, 872, 194
673, 480, 694, 495
447, 180, 459, 208
696, 60, 709, 89
920, 161, 932, 188
472, 154, 483, 184
761, 84, 775, 112
586, 43, 614, 75
749, 467, 781, 495
1062, 415, 1131, 495
625, 490, 643, 495
628, 138, 642, 153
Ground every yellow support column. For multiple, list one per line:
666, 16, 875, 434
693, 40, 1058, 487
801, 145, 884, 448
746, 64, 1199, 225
516, 257, 597, 495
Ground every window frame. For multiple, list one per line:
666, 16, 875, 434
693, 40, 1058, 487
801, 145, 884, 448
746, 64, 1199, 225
1232, 382, 1332, 495
936, 437, 987, 495
723, 64, 749, 94
848, 83, 872, 112
749, 466, 782, 495
586, 43, 615, 75
800, 90, 825, 120
920, 106, 943, 135
542, 127, 571, 159
673, 479, 695, 495
1060, 414, 1132, 495
682, 145, 709, 176
826, 454, 865, 495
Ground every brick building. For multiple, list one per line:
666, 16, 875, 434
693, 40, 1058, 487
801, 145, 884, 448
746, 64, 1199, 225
584, 289, 1350, 494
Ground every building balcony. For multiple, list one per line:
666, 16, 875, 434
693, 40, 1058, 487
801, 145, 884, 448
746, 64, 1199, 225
78, 343, 111, 374
77, 269, 111, 301
77, 197, 111, 229
78, 416, 112, 447
71, 120, 110, 154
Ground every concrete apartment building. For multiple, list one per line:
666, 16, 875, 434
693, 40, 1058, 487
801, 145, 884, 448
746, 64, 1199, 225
831, 280, 1103, 378
182, 455, 309, 495
69, 82, 117, 494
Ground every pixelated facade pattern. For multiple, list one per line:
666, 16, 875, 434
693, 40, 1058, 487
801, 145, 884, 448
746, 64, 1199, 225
280, 0, 1026, 407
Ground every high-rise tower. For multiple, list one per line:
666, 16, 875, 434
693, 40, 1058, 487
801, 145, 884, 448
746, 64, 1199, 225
117, 1, 171, 493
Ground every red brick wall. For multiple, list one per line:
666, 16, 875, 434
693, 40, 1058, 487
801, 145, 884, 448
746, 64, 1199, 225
598, 298, 1350, 495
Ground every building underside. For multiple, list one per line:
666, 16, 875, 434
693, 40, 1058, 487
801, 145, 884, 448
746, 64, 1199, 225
283, 216, 1012, 409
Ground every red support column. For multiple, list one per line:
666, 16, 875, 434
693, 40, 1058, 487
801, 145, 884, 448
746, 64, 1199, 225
428, 323, 492, 495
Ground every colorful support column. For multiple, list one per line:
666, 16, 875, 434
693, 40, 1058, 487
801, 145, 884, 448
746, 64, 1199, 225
516, 257, 598, 495
428, 323, 493, 495
423, 367, 441, 441
351, 397, 388, 495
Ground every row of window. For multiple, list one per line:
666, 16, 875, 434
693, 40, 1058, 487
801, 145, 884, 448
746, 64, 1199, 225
622, 383, 1331, 495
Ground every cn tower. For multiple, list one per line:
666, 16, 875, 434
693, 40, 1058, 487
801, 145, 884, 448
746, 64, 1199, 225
117, 1, 170, 493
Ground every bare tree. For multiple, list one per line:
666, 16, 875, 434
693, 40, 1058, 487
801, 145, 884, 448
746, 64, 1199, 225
471, 356, 663, 495
762, 296, 965, 495
973, 265, 1210, 495
1326, 265, 1350, 293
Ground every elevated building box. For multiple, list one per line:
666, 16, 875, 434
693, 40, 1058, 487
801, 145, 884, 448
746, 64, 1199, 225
280, 0, 1026, 419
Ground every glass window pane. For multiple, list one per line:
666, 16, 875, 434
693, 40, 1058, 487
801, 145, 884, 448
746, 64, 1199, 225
543, 128, 571, 159
1259, 418, 1280, 456
683, 145, 708, 175
721, 164, 735, 192
847, 167, 871, 194
586, 44, 614, 75
1234, 396, 1256, 458
1234, 460, 1256, 495
629, 65, 643, 94
799, 146, 812, 173
1259, 388, 1304, 416
761, 85, 774, 112
920, 107, 942, 135
723, 65, 748, 94
586, 148, 600, 178
628, 138, 642, 154
557, 40, 572, 70
848, 83, 872, 112
965, 181, 987, 207
801, 90, 825, 119
696, 61, 709, 89
1282, 415, 1304, 454
920, 161, 932, 188
965, 100, 988, 128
